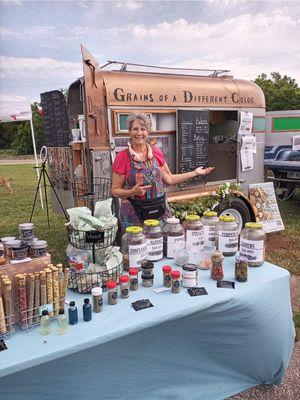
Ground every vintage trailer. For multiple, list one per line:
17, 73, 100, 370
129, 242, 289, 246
41, 46, 266, 227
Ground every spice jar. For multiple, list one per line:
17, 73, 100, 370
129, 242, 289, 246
162, 265, 172, 287
142, 274, 154, 287
30, 240, 48, 258
11, 244, 28, 261
18, 223, 34, 240
1, 237, 15, 259
239, 222, 266, 267
201, 211, 219, 246
129, 268, 139, 291
171, 270, 181, 294
91, 287, 103, 313
141, 261, 154, 278
162, 217, 184, 259
106, 280, 118, 305
143, 219, 163, 261
235, 256, 248, 282
119, 275, 130, 298
182, 215, 204, 263
5, 239, 21, 259
182, 264, 198, 288
215, 215, 239, 256
210, 250, 224, 280
121, 226, 147, 270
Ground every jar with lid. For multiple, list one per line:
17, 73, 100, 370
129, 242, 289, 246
235, 255, 248, 282
210, 250, 224, 280
162, 265, 172, 287
182, 264, 198, 288
11, 244, 28, 260
91, 287, 103, 312
1, 237, 15, 259
182, 214, 204, 263
201, 211, 219, 247
119, 275, 130, 298
5, 239, 21, 259
239, 222, 266, 266
141, 261, 154, 278
129, 268, 139, 291
142, 274, 154, 287
142, 219, 163, 261
171, 270, 181, 294
215, 215, 239, 256
0, 243, 6, 265
18, 223, 34, 240
106, 280, 118, 305
121, 226, 147, 270
162, 217, 184, 259
30, 240, 48, 258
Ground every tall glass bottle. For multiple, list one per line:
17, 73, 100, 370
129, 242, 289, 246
68, 301, 78, 325
57, 309, 68, 334
40, 310, 51, 335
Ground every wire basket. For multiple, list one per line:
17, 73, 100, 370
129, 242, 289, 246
67, 224, 118, 250
72, 177, 112, 203
0, 314, 15, 339
68, 261, 123, 294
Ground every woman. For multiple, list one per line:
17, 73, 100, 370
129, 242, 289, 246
112, 113, 214, 230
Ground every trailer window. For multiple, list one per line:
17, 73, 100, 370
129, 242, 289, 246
273, 117, 300, 132
253, 117, 266, 132
114, 111, 175, 135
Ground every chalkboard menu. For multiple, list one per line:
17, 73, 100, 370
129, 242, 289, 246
177, 110, 209, 186
40, 90, 70, 147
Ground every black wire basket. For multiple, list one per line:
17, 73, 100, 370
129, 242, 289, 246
68, 261, 123, 293
66, 224, 118, 250
72, 177, 112, 203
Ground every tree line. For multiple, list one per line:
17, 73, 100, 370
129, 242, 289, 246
0, 73, 299, 155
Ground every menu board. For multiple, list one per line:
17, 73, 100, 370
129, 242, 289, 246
40, 90, 70, 147
177, 110, 209, 186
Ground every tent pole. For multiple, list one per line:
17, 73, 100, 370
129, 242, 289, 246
29, 118, 44, 209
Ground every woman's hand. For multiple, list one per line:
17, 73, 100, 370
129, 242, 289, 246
195, 166, 215, 176
131, 183, 151, 196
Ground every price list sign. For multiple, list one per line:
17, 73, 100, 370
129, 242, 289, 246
176, 110, 210, 186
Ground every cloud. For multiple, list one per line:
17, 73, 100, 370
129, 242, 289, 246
115, 0, 143, 11
1, 25, 56, 40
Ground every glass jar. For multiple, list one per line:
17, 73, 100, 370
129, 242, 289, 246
239, 222, 266, 266
162, 265, 172, 287
121, 226, 147, 270
210, 250, 224, 280
11, 244, 28, 260
119, 275, 130, 298
182, 215, 204, 263
18, 222, 34, 240
235, 255, 248, 282
106, 280, 117, 305
215, 215, 239, 256
142, 274, 154, 287
171, 270, 181, 294
182, 264, 198, 288
30, 240, 48, 258
198, 245, 216, 270
143, 219, 163, 261
129, 268, 139, 291
201, 211, 219, 247
91, 287, 103, 312
141, 261, 154, 278
5, 239, 21, 259
162, 217, 184, 259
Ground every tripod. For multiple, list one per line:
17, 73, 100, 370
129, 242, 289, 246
30, 146, 68, 226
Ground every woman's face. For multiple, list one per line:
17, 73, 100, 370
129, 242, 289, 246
130, 119, 148, 146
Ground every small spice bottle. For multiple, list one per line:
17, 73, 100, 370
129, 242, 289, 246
162, 217, 184, 259
239, 222, 266, 267
235, 255, 248, 282
210, 250, 224, 280
171, 270, 181, 294
162, 265, 172, 288
129, 268, 139, 291
142, 274, 154, 287
91, 287, 103, 313
119, 275, 130, 298
141, 261, 154, 278
106, 280, 118, 305
215, 215, 239, 256
201, 211, 219, 246
182, 264, 198, 288
143, 219, 163, 261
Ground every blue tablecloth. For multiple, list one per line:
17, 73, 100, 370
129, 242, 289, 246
0, 258, 295, 400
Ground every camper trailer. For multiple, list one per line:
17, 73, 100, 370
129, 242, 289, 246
41, 46, 266, 228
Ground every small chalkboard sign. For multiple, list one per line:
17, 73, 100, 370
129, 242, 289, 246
177, 110, 210, 186
85, 231, 104, 244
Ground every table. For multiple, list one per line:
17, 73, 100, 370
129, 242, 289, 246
0, 257, 295, 400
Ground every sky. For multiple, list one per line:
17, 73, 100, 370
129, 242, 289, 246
0, 0, 300, 103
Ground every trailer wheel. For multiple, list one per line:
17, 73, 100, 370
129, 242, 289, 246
215, 197, 252, 230
273, 172, 296, 201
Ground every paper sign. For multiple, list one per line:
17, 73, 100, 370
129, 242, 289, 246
241, 149, 254, 171
238, 111, 253, 136
248, 182, 284, 233
241, 135, 257, 153
153, 287, 170, 294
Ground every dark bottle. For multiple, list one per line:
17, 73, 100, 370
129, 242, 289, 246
83, 298, 92, 322
68, 301, 78, 325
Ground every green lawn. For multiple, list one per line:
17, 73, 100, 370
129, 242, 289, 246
1, 163, 300, 274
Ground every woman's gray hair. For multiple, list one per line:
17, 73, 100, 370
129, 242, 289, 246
127, 112, 151, 131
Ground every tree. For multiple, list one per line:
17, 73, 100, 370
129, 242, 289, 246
254, 72, 300, 111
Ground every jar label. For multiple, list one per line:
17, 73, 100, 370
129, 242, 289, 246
218, 230, 239, 252
240, 239, 264, 263
182, 270, 198, 278
167, 235, 184, 258
203, 225, 216, 246
147, 237, 163, 260
129, 243, 147, 267
186, 230, 204, 253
